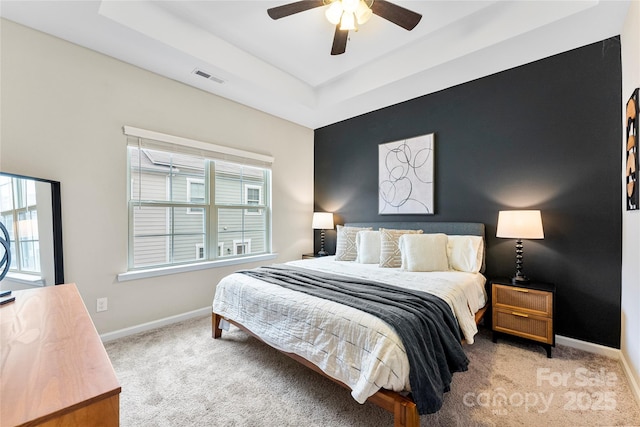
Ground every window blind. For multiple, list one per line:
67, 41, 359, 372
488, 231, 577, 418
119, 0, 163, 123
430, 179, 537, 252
123, 126, 274, 169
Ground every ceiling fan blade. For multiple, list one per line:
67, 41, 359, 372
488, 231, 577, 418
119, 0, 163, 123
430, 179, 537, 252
371, 0, 422, 31
331, 25, 348, 55
267, 1, 326, 20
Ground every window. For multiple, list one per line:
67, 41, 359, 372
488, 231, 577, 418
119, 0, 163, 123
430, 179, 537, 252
195, 243, 205, 260
244, 184, 262, 215
125, 126, 273, 271
186, 178, 205, 214
0, 176, 41, 275
233, 239, 251, 255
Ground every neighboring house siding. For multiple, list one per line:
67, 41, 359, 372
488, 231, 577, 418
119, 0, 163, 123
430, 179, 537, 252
216, 172, 266, 257
171, 176, 205, 263
131, 172, 168, 267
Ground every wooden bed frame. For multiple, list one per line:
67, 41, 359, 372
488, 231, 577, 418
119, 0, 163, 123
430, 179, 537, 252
212, 306, 487, 427
211, 221, 487, 427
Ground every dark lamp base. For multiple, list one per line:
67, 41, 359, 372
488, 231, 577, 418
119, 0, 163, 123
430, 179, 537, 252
512, 275, 530, 285
317, 250, 328, 256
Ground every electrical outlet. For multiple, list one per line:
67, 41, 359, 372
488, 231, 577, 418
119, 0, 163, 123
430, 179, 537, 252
96, 297, 108, 312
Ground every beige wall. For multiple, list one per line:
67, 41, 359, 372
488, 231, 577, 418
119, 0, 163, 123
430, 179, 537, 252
0, 19, 314, 334
621, 0, 640, 397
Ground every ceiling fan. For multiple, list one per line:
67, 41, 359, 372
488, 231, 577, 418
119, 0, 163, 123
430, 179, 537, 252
267, 0, 422, 55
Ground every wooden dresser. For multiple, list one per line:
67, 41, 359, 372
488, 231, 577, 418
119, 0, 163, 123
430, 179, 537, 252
0, 284, 121, 426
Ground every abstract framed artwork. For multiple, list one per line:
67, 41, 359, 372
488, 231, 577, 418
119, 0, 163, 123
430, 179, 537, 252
626, 88, 639, 211
379, 133, 434, 215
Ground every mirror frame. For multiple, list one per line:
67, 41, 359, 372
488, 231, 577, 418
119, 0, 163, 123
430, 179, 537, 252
0, 172, 64, 284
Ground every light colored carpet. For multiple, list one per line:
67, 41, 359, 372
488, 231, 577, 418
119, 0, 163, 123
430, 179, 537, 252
105, 316, 640, 426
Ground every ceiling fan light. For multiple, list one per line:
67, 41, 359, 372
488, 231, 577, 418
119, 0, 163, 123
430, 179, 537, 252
340, 11, 356, 30
325, 1, 343, 25
341, 0, 360, 13
355, 0, 372, 24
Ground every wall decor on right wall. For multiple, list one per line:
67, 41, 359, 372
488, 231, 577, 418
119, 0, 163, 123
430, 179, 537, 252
626, 88, 639, 211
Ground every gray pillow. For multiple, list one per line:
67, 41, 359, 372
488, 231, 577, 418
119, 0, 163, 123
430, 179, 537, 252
379, 228, 423, 268
335, 225, 371, 261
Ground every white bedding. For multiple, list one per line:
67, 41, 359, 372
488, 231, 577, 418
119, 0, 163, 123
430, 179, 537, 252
212, 256, 486, 404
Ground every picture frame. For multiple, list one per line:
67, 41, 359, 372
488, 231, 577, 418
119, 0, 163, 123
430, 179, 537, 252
378, 133, 435, 215
626, 88, 639, 211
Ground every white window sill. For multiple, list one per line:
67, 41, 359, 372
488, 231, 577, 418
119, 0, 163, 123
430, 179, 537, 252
117, 253, 278, 282
5, 272, 46, 286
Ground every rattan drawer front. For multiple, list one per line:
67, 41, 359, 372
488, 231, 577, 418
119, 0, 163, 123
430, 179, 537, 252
493, 308, 553, 344
493, 284, 552, 317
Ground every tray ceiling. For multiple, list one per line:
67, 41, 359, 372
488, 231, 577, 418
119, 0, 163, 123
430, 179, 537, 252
0, 1, 630, 128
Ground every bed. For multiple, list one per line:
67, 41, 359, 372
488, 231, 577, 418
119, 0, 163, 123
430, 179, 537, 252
212, 222, 488, 427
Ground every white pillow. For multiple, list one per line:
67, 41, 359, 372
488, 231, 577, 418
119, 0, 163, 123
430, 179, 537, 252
335, 225, 371, 261
399, 233, 449, 272
355, 230, 380, 264
447, 235, 484, 273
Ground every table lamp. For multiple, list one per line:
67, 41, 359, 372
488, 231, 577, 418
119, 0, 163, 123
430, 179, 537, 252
312, 212, 334, 256
496, 210, 544, 284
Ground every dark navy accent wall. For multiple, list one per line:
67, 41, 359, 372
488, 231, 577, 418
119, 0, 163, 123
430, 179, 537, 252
313, 37, 622, 348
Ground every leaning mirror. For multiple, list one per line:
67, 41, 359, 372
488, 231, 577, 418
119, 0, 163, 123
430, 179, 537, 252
0, 172, 64, 289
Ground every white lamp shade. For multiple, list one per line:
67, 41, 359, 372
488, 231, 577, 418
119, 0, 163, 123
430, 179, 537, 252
325, 1, 343, 25
355, 0, 372, 24
312, 212, 334, 230
496, 210, 544, 239
342, 0, 360, 13
340, 11, 356, 30
325, 0, 372, 27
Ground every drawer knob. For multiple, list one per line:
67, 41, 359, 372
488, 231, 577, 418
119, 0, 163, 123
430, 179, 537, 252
514, 288, 529, 293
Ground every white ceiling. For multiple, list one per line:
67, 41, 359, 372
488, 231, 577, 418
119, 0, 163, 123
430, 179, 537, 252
0, 0, 631, 129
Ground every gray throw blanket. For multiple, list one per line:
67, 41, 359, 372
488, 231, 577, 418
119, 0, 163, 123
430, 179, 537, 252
237, 264, 469, 415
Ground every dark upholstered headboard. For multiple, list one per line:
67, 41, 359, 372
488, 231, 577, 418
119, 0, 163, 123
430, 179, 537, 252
344, 222, 486, 272
344, 222, 485, 238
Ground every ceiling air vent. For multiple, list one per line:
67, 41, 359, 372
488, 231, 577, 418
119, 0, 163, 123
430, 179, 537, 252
192, 68, 224, 84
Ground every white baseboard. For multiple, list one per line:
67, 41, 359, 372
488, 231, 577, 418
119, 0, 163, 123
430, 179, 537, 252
620, 350, 640, 405
556, 334, 621, 359
100, 307, 211, 342
556, 335, 640, 407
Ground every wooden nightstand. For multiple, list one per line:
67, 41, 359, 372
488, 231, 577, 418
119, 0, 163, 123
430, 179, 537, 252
302, 253, 326, 259
491, 278, 556, 358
